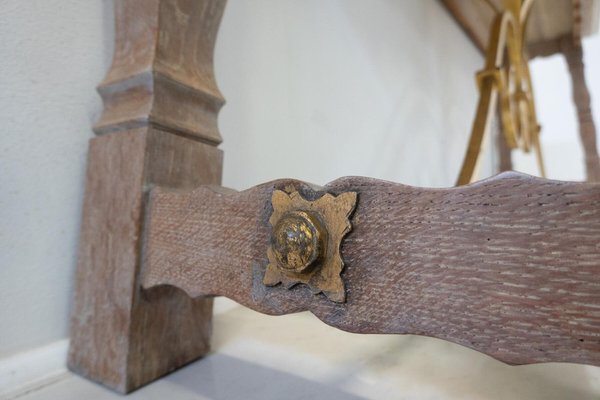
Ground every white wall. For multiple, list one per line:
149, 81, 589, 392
217, 1, 483, 190
0, 0, 114, 358
0, 0, 484, 360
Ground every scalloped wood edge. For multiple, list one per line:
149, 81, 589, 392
143, 172, 600, 366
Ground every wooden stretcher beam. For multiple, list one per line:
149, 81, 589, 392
143, 172, 600, 367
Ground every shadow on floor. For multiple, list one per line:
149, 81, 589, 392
164, 353, 367, 400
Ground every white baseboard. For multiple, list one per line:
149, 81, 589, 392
0, 339, 69, 399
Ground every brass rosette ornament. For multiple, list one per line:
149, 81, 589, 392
263, 189, 357, 303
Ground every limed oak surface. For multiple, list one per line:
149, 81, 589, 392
68, 0, 226, 393
143, 172, 600, 366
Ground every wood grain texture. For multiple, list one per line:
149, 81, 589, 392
95, 0, 225, 144
441, 0, 598, 55
143, 172, 600, 366
68, 128, 222, 393
68, 0, 226, 393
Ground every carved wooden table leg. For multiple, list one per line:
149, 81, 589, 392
67, 0, 226, 393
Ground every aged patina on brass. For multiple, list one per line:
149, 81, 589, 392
264, 189, 357, 303
456, 0, 545, 185
271, 210, 326, 273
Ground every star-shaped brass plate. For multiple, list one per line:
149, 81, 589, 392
263, 189, 357, 303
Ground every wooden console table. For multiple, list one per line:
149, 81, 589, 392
67, 0, 600, 394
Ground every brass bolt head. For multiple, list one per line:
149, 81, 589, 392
271, 211, 325, 273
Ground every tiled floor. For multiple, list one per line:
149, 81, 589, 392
15, 299, 600, 399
